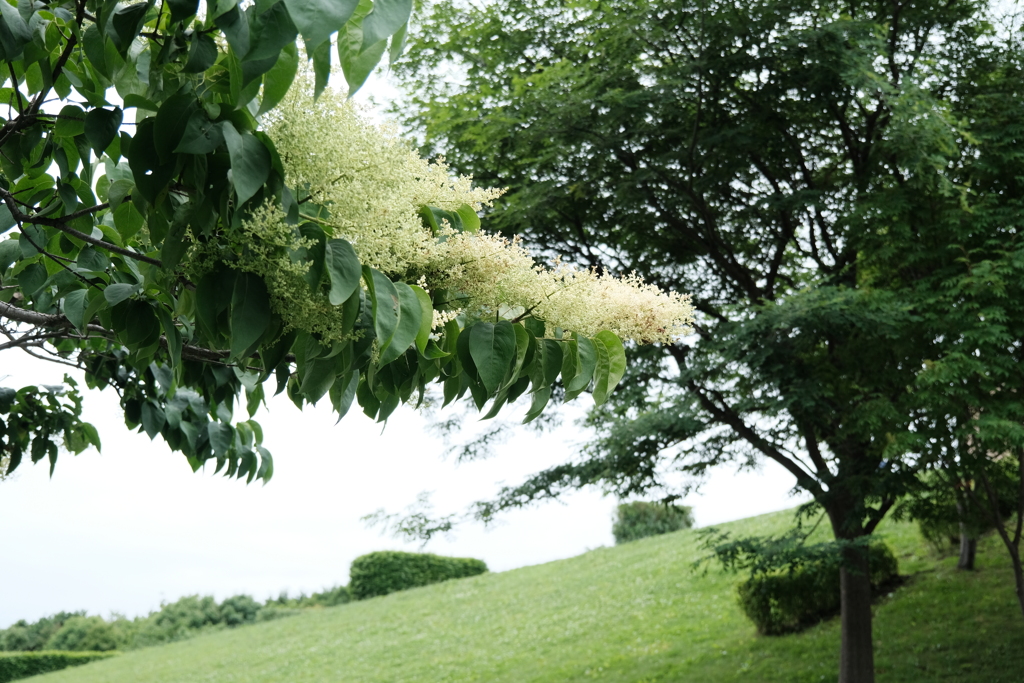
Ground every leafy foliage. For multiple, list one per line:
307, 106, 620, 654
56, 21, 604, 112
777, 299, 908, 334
0, 0, 669, 484
0, 651, 118, 683
611, 500, 693, 545
349, 550, 487, 600
736, 543, 898, 635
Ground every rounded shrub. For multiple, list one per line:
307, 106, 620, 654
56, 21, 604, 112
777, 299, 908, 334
44, 616, 120, 652
737, 542, 899, 635
349, 551, 488, 600
612, 501, 694, 545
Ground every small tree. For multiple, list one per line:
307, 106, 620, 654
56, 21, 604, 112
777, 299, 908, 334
611, 501, 693, 545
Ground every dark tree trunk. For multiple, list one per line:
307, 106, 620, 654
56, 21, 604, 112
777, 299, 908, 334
957, 529, 976, 571
838, 544, 875, 683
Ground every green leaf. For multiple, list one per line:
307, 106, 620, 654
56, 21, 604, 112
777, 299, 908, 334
311, 39, 331, 99
103, 282, 138, 307
469, 321, 517, 395
503, 322, 530, 389
0, 0, 32, 59
196, 268, 236, 343
284, 0, 358, 53
378, 282, 421, 366
141, 402, 166, 439
0, 205, 14, 235
174, 113, 225, 154
53, 105, 86, 138
124, 300, 161, 347
258, 42, 300, 115
208, 422, 233, 456
107, 179, 134, 210
456, 204, 481, 232
222, 122, 271, 205
18, 263, 46, 296
410, 284, 433, 353
155, 306, 182, 369
216, 5, 250, 58
330, 372, 359, 419
0, 238, 19, 270
565, 335, 597, 401
325, 238, 361, 305
111, 1, 152, 51
62, 290, 89, 333
167, 0, 199, 23
113, 201, 145, 240
84, 107, 123, 154
230, 272, 271, 358
363, 266, 399, 354
184, 31, 218, 73
592, 330, 627, 405
341, 36, 387, 94
388, 20, 408, 64
297, 222, 327, 290
360, 0, 412, 50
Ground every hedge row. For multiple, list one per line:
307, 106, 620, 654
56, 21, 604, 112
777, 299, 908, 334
350, 551, 488, 600
0, 651, 118, 682
737, 543, 899, 635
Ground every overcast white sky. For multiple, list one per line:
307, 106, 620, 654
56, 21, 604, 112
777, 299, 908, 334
0, 69, 807, 630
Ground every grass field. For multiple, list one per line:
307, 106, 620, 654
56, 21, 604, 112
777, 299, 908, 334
29, 509, 1024, 682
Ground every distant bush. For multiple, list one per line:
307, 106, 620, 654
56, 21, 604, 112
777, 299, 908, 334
612, 501, 694, 545
350, 551, 488, 600
0, 613, 85, 652
43, 617, 120, 652
737, 543, 899, 635
0, 651, 118, 682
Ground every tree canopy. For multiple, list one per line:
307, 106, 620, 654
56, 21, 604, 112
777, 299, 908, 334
391, 0, 1024, 680
0, 0, 692, 483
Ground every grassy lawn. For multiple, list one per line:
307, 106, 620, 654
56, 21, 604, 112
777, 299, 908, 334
29, 509, 1024, 682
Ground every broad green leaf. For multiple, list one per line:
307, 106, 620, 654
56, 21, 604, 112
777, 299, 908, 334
258, 42, 300, 116
167, 0, 199, 23
208, 422, 233, 456
297, 222, 327, 290
378, 282, 421, 366
141, 402, 166, 439
284, 0, 358, 52
0, 205, 14, 235
230, 272, 271, 358
184, 32, 218, 73
196, 268, 235, 343
565, 335, 597, 401
540, 338, 563, 385
341, 36, 387, 94
107, 179, 134, 210
360, 0, 412, 50
215, 5, 250, 57
62, 290, 89, 333
155, 306, 182, 369
0, 238, 19, 269
311, 39, 332, 99
174, 113, 224, 154
84, 107, 123, 154
113, 201, 145, 240
410, 284, 433, 353
301, 357, 337, 403
325, 238, 361, 305
503, 322, 530, 390
330, 372, 359, 420
245, 2, 298, 63
0, 0, 32, 59
456, 204, 481, 232
222, 122, 271, 206
103, 282, 138, 307
469, 321, 517, 395
560, 338, 578, 388
111, 1, 151, 51
593, 330, 627, 405
53, 105, 86, 138
124, 300, 161, 347
388, 20, 408, 64
363, 266, 399, 354
18, 263, 46, 296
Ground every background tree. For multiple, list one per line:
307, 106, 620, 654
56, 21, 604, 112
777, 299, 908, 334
0, 0, 690, 485
391, 0, 1021, 680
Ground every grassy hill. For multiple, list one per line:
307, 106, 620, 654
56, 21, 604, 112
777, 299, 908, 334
29, 509, 1024, 682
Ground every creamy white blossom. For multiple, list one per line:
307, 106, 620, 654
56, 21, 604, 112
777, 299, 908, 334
235, 72, 694, 344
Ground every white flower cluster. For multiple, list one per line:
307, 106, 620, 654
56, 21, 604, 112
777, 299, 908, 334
254, 73, 693, 344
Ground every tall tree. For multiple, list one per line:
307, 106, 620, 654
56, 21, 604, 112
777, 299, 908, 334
392, 0, 1019, 680
0, 1, 690, 484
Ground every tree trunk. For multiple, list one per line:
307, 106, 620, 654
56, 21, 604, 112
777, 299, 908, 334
957, 529, 977, 571
838, 544, 875, 683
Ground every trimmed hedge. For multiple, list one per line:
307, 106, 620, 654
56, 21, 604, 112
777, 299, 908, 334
612, 501, 694, 544
737, 543, 899, 635
350, 551, 488, 600
0, 651, 118, 682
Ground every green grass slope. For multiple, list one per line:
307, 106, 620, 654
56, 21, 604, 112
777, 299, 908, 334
30, 509, 1024, 682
